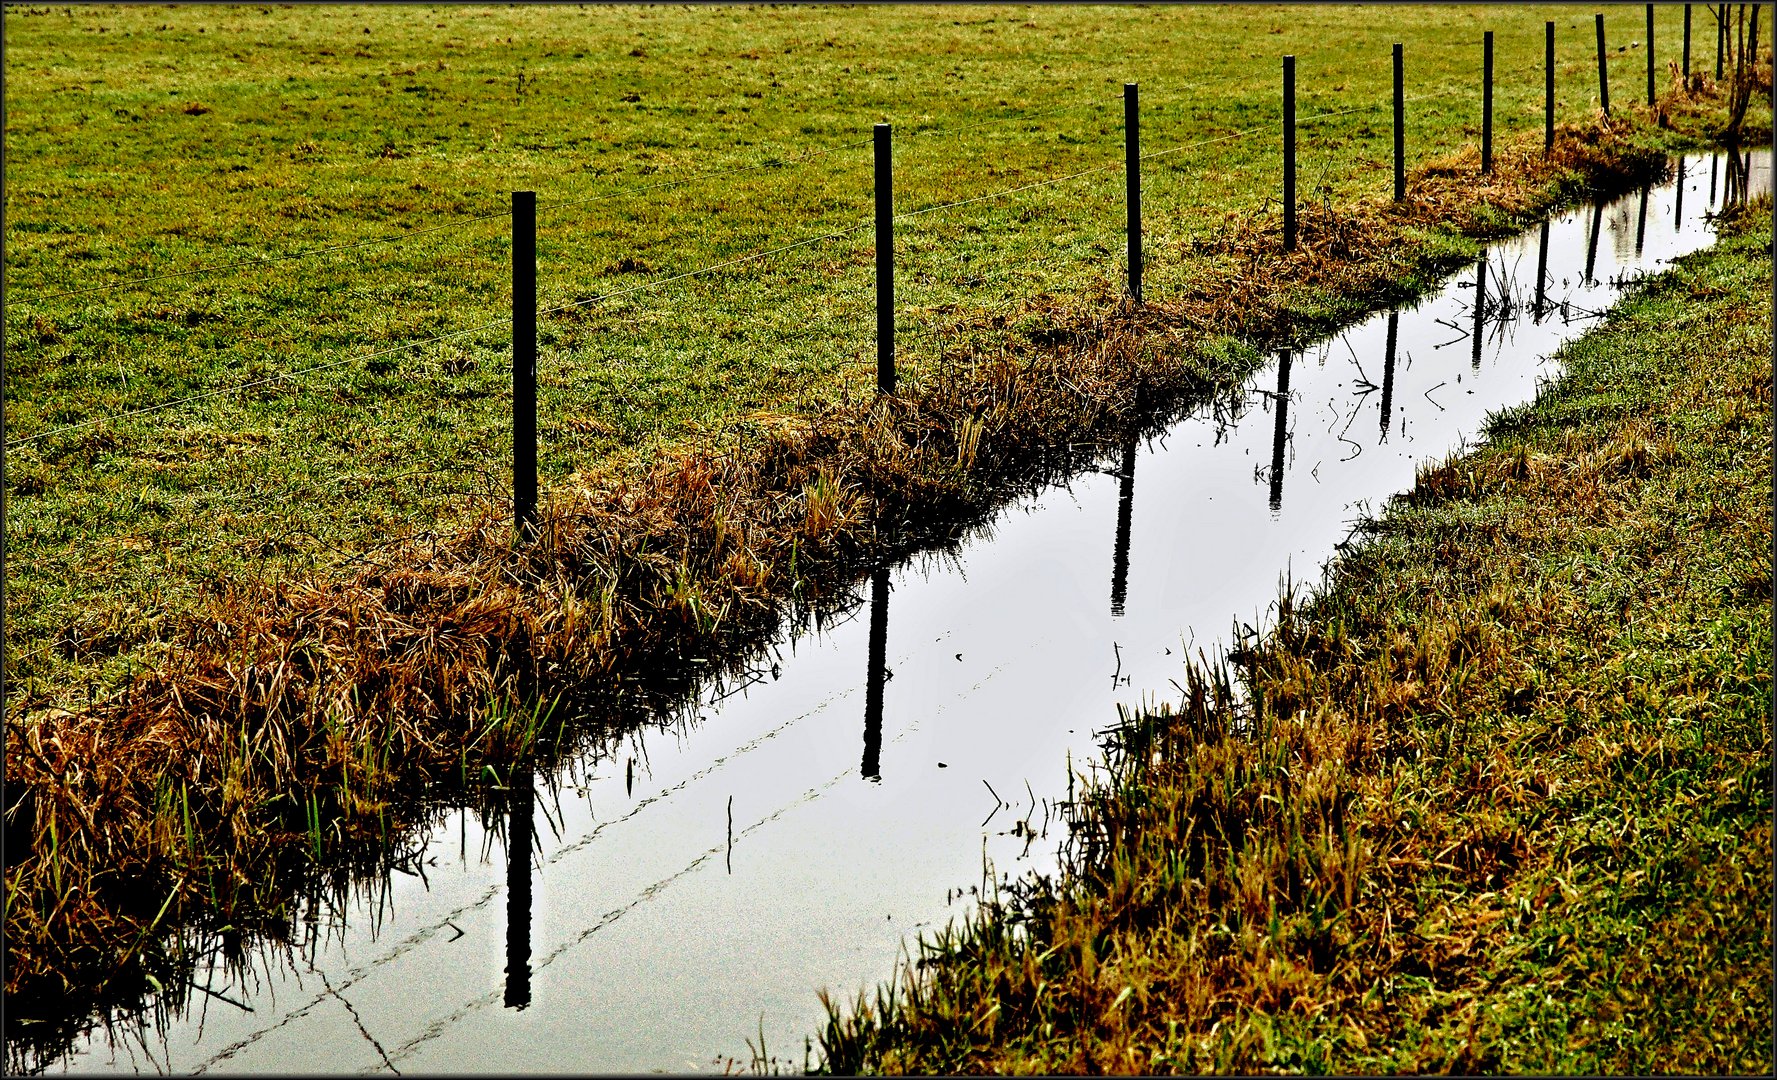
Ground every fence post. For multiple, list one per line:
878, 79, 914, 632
1547, 21, 1557, 151
1283, 55, 1296, 251
1597, 12, 1612, 117
512, 190, 536, 545
1393, 43, 1405, 200
1684, 4, 1693, 78
1125, 82, 1142, 305
874, 123, 894, 396
1648, 4, 1658, 105
1483, 30, 1494, 174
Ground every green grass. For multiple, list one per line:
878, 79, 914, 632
815, 198, 1774, 1073
5, 2, 1738, 708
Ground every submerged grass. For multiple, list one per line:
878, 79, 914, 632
814, 196, 1773, 1074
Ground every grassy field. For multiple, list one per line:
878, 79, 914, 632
3, 2, 1730, 709
816, 197, 1774, 1074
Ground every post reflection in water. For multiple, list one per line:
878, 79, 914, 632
1268, 350, 1292, 513
504, 766, 535, 1011
1674, 157, 1686, 229
1379, 310, 1399, 439
1109, 437, 1137, 617
1584, 200, 1604, 283
1471, 258, 1487, 369
1533, 219, 1551, 319
1635, 184, 1649, 255
1710, 153, 1718, 202
1723, 148, 1749, 206
861, 565, 890, 782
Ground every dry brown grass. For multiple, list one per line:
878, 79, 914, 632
0, 113, 1683, 1039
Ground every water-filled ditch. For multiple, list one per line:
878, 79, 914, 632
42, 149, 1770, 1074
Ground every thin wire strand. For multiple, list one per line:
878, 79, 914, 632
896, 159, 1125, 221
535, 222, 871, 319
5, 317, 512, 450
11, 139, 877, 309
536, 135, 875, 214
900, 94, 1122, 141
540, 279, 875, 382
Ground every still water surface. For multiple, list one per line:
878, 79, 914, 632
52, 149, 1770, 1074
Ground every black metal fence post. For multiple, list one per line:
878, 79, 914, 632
512, 190, 536, 545
1394, 43, 1406, 200
1483, 30, 1495, 174
1547, 21, 1557, 152
1283, 55, 1296, 251
1597, 12, 1612, 117
874, 123, 894, 396
1648, 4, 1658, 106
1684, 4, 1693, 77
1125, 82, 1142, 304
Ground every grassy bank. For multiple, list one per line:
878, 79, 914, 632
816, 197, 1774, 1074
4, 2, 1743, 708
